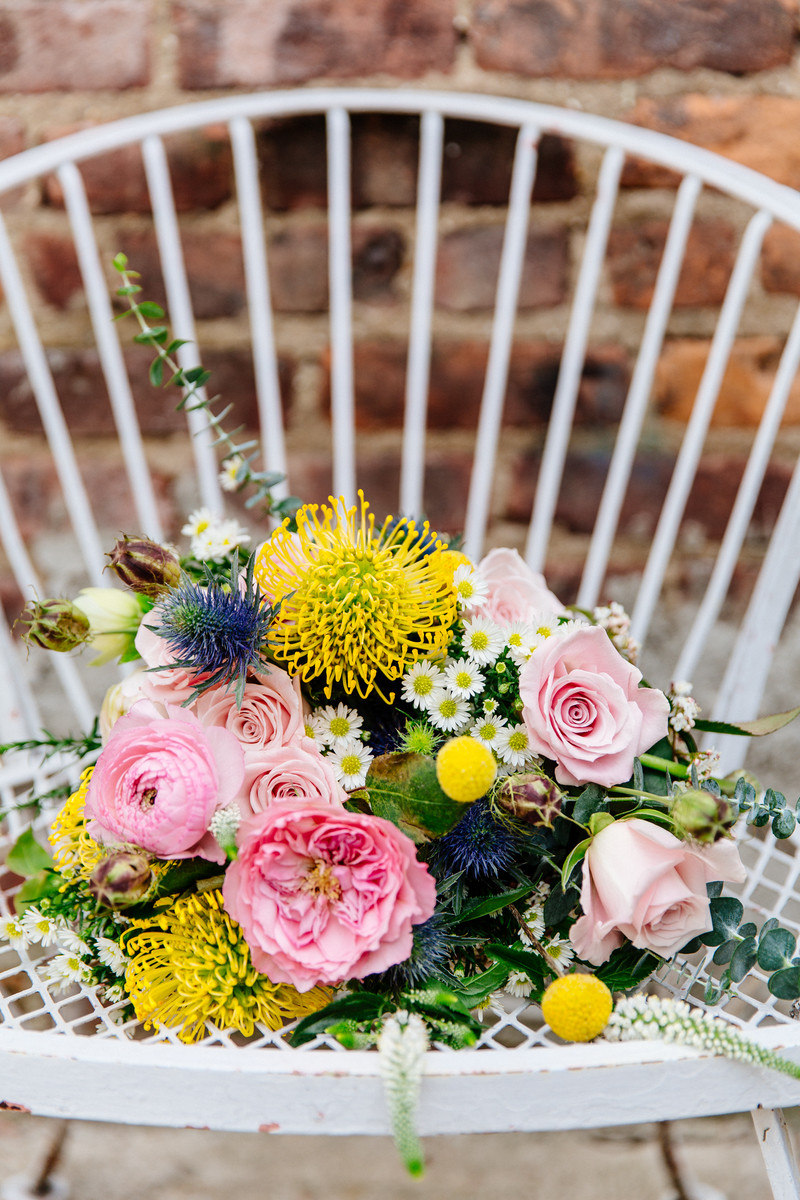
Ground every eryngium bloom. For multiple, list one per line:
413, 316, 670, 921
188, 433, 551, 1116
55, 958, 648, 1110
254, 493, 458, 701
123, 889, 329, 1043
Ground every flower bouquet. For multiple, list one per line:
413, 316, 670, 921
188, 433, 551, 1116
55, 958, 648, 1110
3, 258, 800, 1171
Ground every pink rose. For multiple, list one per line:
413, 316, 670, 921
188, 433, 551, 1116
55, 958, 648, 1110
223, 803, 437, 991
134, 608, 207, 706
519, 625, 669, 786
570, 817, 747, 965
477, 548, 565, 624
85, 700, 245, 863
239, 741, 347, 813
195, 668, 305, 750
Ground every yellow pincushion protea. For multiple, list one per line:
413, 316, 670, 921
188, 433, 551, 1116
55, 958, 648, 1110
49, 768, 106, 877
123, 889, 330, 1044
541, 974, 613, 1043
255, 492, 458, 701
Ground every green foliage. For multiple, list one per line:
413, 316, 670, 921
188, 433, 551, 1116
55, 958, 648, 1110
365, 752, 466, 844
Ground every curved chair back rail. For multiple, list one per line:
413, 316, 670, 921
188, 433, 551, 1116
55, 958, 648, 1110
1, 91, 800, 1191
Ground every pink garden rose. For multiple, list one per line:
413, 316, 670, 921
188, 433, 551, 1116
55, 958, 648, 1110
223, 802, 437, 991
570, 817, 747, 965
85, 700, 244, 863
519, 624, 669, 786
134, 608, 207, 706
477, 548, 566, 623
239, 740, 347, 813
195, 668, 305, 750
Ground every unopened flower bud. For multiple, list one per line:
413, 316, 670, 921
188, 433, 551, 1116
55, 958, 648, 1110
670, 788, 736, 843
497, 772, 563, 827
88, 851, 153, 908
17, 598, 91, 653
106, 535, 181, 597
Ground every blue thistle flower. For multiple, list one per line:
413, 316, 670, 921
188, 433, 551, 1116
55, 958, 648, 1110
430, 798, 520, 885
363, 914, 453, 992
149, 552, 277, 705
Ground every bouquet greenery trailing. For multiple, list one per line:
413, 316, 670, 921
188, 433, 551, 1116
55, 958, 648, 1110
3, 255, 800, 1172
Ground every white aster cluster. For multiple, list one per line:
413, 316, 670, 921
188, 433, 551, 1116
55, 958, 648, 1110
0, 907, 127, 998
668, 680, 701, 735
593, 601, 639, 663
308, 702, 374, 789
181, 507, 252, 562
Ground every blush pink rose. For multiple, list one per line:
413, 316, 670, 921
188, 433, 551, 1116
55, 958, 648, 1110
85, 700, 245, 863
134, 608, 207, 706
519, 624, 669, 786
223, 802, 437, 991
570, 817, 747, 965
195, 668, 305, 750
239, 741, 347, 813
477, 548, 566, 623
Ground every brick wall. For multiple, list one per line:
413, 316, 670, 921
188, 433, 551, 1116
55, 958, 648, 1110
2, 0, 800, 619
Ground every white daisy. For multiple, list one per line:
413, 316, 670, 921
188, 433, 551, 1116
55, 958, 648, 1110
519, 902, 547, 945
103, 982, 127, 1004
56, 928, 92, 958
21, 907, 64, 949
219, 454, 246, 493
181, 506, 215, 541
470, 713, 508, 750
452, 564, 488, 611
443, 658, 485, 699
191, 517, 251, 562
329, 738, 373, 790
496, 723, 535, 768
527, 610, 564, 647
483, 697, 498, 713
461, 616, 504, 666
95, 935, 127, 976
504, 969, 533, 999
312, 703, 364, 748
504, 620, 537, 665
426, 692, 472, 733
40, 952, 91, 994
544, 935, 575, 973
0, 914, 29, 949
401, 661, 446, 709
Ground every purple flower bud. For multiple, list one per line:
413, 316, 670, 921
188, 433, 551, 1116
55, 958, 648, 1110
497, 772, 563, 827
670, 789, 736, 843
88, 851, 153, 909
106, 535, 181, 597
17, 598, 91, 653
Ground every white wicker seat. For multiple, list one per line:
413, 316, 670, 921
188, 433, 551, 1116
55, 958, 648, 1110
2, 89, 800, 1195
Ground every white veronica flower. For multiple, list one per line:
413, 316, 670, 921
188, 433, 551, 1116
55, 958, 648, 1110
401, 661, 446, 709
0, 914, 29, 950
443, 658, 485, 699
329, 738, 373, 790
21, 907, 64, 948
426, 692, 472, 733
95, 935, 127, 976
496, 723, 535, 768
461, 616, 505, 666
470, 713, 508, 749
219, 454, 246, 493
312, 703, 365, 748
452, 564, 488, 611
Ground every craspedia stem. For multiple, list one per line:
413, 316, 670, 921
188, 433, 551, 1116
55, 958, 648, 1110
607, 995, 800, 1080
377, 1011, 429, 1177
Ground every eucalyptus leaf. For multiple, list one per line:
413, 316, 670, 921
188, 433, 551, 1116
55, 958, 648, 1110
757, 927, 797, 972
702, 897, 744, 946
729, 936, 758, 983
772, 809, 796, 839
768, 965, 800, 1000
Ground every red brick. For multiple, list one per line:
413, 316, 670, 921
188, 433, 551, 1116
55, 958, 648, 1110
607, 219, 735, 310
622, 96, 800, 190
436, 225, 568, 311
173, 0, 457, 89
0, 347, 294, 437
761, 225, 800, 296
441, 124, 577, 205
43, 127, 233, 214
24, 232, 83, 311
0, 2, 150, 92
472, 0, 795, 78
116, 229, 247, 320
655, 337, 800, 427
0, 116, 25, 210
321, 340, 629, 430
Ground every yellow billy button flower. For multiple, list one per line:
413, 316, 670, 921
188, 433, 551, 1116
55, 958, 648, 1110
541, 974, 613, 1043
436, 736, 497, 804
254, 493, 458, 701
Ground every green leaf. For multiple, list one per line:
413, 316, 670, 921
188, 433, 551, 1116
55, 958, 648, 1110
772, 808, 796, 839
148, 357, 165, 387
485, 942, 551, 984
136, 301, 165, 320
768, 965, 800, 1000
365, 752, 467, 844
14, 870, 62, 912
595, 945, 660, 992
712, 939, 737, 966
729, 935, 758, 983
183, 366, 211, 387
757, 927, 797, 972
114, 284, 141, 297
571, 784, 606, 826
560, 837, 591, 889
166, 338, 189, 355
452, 883, 533, 925
447, 961, 510, 1005
112, 252, 128, 271
694, 705, 800, 738
288, 993, 388, 1047
6, 827, 54, 877
543, 882, 580, 927
701, 896, 744, 946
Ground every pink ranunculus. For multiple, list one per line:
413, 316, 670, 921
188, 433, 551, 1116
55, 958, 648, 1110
477, 547, 566, 624
85, 700, 245, 863
570, 817, 747, 965
134, 607, 207, 706
223, 803, 437, 992
239, 741, 347, 814
519, 624, 669, 786
195, 668, 305, 750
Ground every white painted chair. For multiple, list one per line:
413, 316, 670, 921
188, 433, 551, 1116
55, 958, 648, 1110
2, 90, 800, 1196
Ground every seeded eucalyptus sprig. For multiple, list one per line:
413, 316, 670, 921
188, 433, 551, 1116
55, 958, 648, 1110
111, 253, 301, 524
